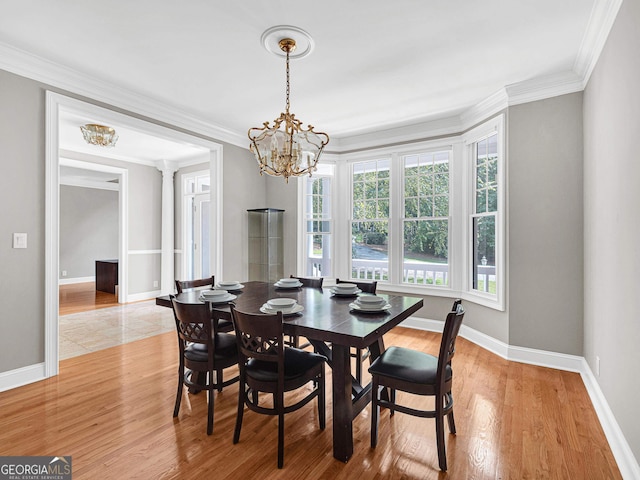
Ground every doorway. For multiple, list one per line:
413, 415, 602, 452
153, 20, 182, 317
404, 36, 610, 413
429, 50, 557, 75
45, 92, 224, 378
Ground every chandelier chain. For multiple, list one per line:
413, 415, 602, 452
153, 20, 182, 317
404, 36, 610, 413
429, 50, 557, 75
285, 47, 290, 114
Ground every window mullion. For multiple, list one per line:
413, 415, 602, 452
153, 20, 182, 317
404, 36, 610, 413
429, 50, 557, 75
389, 152, 402, 284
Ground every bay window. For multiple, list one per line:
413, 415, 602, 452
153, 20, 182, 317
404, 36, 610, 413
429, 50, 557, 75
299, 115, 504, 310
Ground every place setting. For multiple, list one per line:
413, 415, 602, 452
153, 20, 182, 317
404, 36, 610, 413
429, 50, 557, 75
330, 283, 362, 297
199, 288, 237, 304
349, 294, 391, 313
260, 297, 304, 316
214, 280, 245, 292
274, 277, 303, 289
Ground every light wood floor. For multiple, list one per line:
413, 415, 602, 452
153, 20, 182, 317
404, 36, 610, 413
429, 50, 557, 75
0, 327, 620, 479
59, 282, 119, 315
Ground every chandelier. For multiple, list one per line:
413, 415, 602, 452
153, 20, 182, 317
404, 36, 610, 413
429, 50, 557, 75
248, 34, 329, 183
80, 124, 119, 147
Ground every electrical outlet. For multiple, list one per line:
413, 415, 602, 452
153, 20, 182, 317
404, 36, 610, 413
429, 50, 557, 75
596, 356, 600, 376
153, 280, 159, 288
62, 270, 67, 277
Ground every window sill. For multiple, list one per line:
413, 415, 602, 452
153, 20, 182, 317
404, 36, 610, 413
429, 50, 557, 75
376, 282, 505, 311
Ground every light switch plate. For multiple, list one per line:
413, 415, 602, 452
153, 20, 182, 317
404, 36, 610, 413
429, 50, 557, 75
13, 233, 27, 249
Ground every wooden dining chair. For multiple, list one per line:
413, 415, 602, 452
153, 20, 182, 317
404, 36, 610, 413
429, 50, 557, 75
230, 305, 326, 468
289, 275, 324, 288
336, 278, 378, 383
170, 295, 239, 435
175, 275, 215, 294
175, 276, 233, 333
286, 275, 323, 348
369, 300, 465, 471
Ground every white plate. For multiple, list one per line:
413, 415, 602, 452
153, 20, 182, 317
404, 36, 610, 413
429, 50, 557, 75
274, 281, 303, 288
267, 298, 298, 309
260, 304, 304, 316
215, 283, 244, 291
349, 302, 391, 312
330, 288, 362, 296
200, 293, 237, 304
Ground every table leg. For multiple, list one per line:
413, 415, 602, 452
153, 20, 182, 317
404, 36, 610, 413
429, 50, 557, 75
331, 344, 354, 462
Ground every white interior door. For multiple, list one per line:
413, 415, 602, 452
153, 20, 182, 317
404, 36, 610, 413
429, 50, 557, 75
193, 193, 211, 279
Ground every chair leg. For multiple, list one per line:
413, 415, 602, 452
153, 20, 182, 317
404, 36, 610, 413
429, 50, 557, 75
207, 388, 214, 435
436, 406, 447, 471
216, 368, 223, 392
233, 382, 245, 444
447, 411, 456, 435
355, 348, 363, 384
371, 378, 379, 448
389, 388, 396, 416
277, 398, 285, 468
318, 366, 326, 430
173, 364, 184, 417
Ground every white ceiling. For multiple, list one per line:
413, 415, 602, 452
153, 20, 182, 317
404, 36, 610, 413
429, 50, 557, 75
1, 1, 605, 158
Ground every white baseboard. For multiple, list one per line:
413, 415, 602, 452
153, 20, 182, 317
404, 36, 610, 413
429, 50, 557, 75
580, 359, 640, 480
126, 290, 162, 303
401, 315, 640, 480
58, 276, 95, 285
0, 362, 46, 393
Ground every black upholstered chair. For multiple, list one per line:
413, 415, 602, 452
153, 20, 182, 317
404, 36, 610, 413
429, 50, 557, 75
369, 300, 465, 471
170, 295, 239, 435
230, 305, 326, 468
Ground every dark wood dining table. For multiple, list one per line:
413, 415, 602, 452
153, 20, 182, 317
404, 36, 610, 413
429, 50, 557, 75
173, 280, 424, 462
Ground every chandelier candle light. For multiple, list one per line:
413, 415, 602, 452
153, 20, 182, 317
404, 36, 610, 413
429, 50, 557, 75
248, 35, 329, 182
80, 123, 119, 147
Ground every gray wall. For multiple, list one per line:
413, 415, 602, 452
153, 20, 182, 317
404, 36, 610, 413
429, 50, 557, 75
508, 93, 584, 355
583, 0, 640, 461
61, 151, 164, 295
265, 175, 299, 278
59, 185, 119, 279
0, 69, 45, 370
172, 143, 264, 284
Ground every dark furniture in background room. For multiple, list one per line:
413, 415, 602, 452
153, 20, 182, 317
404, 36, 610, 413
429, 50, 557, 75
95, 259, 118, 294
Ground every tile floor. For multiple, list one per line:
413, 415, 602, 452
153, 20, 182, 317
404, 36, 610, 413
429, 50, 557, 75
59, 300, 175, 360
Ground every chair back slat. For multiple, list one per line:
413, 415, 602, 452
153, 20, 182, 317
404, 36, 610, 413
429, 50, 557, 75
231, 307, 284, 365
436, 306, 465, 386
290, 275, 323, 288
175, 275, 215, 294
336, 278, 377, 294
171, 297, 214, 345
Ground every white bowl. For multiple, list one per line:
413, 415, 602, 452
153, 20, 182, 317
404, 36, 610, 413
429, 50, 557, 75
201, 289, 228, 298
278, 278, 300, 285
218, 280, 240, 288
334, 283, 357, 292
357, 295, 385, 304
267, 298, 297, 309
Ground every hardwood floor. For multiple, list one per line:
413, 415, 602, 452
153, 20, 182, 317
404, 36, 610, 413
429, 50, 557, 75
59, 282, 119, 315
0, 327, 621, 479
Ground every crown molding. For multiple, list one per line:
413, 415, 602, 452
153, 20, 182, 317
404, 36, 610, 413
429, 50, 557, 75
505, 71, 584, 106
0, 0, 622, 156
0, 42, 246, 148
574, 0, 624, 87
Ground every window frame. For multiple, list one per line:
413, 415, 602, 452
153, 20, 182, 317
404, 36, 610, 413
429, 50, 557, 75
461, 115, 505, 310
297, 163, 336, 278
